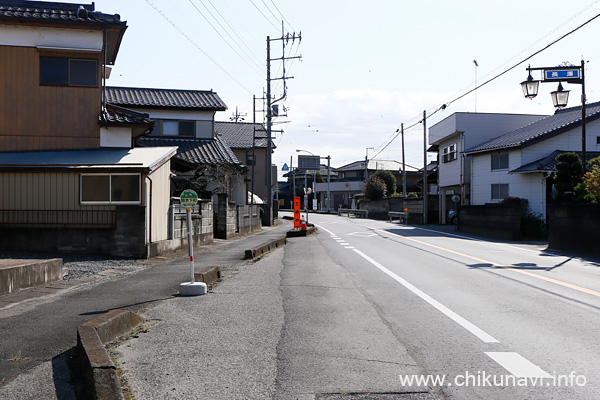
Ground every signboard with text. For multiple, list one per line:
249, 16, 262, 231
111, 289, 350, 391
298, 155, 320, 170
294, 196, 301, 229
544, 69, 580, 81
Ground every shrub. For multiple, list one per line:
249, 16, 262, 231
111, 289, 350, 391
581, 156, 600, 203
554, 152, 583, 201
363, 176, 387, 201
371, 170, 396, 197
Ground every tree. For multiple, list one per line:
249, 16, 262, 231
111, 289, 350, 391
581, 156, 600, 203
363, 176, 387, 201
371, 170, 396, 197
553, 152, 583, 201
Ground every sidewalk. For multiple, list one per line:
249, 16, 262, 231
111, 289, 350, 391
114, 222, 441, 400
0, 221, 292, 400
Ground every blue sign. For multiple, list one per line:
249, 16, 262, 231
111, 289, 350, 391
282, 163, 289, 171
544, 69, 580, 80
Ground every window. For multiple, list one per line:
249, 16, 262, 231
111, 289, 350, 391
246, 153, 256, 166
40, 57, 98, 87
81, 174, 141, 204
153, 120, 195, 136
491, 153, 509, 170
597, 136, 600, 145
491, 183, 509, 200
443, 144, 457, 163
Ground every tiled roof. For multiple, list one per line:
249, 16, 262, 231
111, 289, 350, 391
466, 101, 600, 154
335, 159, 418, 172
0, 1, 125, 26
215, 121, 270, 149
106, 87, 227, 111
511, 150, 600, 173
138, 136, 240, 166
100, 104, 153, 127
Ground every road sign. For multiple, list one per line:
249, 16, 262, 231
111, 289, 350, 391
180, 189, 198, 207
298, 155, 320, 170
451, 194, 460, 203
544, 69, 580, 81
282, 163, 289, 171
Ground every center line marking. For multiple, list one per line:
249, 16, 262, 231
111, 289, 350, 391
352, 248, 499, 343
370, 226, 600, 299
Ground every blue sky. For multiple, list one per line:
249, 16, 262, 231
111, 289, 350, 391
69, 1, 600, 176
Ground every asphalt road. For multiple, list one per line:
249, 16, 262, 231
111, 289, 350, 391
307, 212, 600, 399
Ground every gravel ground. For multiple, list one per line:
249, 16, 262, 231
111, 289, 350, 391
0, 251, 147, 280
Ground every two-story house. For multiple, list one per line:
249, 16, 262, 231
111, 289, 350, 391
105, 86, 247, 206
465, 102, 600, 218
429, 112, 547, 223
0, 1, 177, 257
215, 121, 273, 205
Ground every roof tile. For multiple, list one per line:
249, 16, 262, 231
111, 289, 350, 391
106, 87, 227, 111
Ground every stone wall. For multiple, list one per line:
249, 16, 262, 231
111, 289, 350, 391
216, 194, 237, 239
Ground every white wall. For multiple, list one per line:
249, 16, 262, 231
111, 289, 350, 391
147, 161, 172, 242
0, 25, 102, 50
437, 133, 461, 188
471, 150, 546, 216
100, 127, 132, 148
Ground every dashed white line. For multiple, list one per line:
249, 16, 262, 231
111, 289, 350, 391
485, 352, 552, 378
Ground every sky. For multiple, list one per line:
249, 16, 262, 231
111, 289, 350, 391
63, 0, 600, 178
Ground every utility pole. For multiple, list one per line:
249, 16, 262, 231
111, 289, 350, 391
423, 110, 428, 225
265, 23, 301, 225
230, 106, 246, 122
401, 123, 407, 197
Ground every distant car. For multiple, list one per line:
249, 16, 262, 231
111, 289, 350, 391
448, 209, 457, 225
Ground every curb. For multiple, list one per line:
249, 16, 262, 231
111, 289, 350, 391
194, 266, 221, 285
286, 226, 318, 238
244, 237, 287, 259
77, 309, 144, 400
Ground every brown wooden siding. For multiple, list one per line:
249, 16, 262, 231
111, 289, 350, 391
0, 46, 102, 152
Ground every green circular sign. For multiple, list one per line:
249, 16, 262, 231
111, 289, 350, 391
180, 189, 199, 207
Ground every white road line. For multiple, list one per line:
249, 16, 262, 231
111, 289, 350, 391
316, 225, 335, 236
485, 352, 552, 378
344, 246, 355, 249
352, 248, 499, 343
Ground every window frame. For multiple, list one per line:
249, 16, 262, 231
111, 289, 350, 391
152, 119, 196, 137
80, 173, 142, 205
442, 143, 457, 163
491, 153, 509, 171
40, 56, 99, 88
491, 183, 509, 201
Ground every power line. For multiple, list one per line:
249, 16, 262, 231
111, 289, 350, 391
371, 9, 600, 160
204, 0, 265, 66
249, 0, 280, 30
268, 0, 295, 32
144, 0, 254, 95
186, 0, 264, 76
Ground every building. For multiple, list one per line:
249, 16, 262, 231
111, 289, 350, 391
216, 121, 274, 205
105, 86, 247, 206
465, 102, 600, 218
0, 1, 177, 257
429, 112, 546, 223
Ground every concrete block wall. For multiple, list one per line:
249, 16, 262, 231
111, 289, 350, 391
0, 205, 147, 258
237, 204, 261, 236
216, 195, 237, 239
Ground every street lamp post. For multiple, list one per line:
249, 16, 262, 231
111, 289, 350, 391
521, 60, 587, 174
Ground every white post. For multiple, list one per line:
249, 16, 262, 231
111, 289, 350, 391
187, 207, 195, 284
